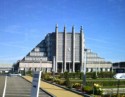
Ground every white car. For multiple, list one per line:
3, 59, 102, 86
114, 73, 125, 79
8, 73, 22, 77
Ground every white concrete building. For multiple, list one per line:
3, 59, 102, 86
85, 49, 112, 72
17, 25, 112, 73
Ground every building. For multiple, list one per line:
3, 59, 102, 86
0, 64, 13, 73
18, 25, 112, 73
85, 49, 112, 72
112, 62, 125, 73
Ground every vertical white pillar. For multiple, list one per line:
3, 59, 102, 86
55, 24, 58, 73
52, 56, 55, 72
55, 57, 57, 73
80, 26, 84, 72
40, 59, 42, 71
83, 48, 87, 86
64, 25, 67, 72
99, 58, 100, 73
72, 25, 75, 72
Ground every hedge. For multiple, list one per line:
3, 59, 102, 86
59, 72, 115, 79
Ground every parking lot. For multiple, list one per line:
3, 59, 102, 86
0, 75, 51, 97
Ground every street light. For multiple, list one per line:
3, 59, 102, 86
40, 58, 42, 71
117, 80, 120, 97
83, 48, 87, 86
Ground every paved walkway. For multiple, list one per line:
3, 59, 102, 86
23, 76, 83, 97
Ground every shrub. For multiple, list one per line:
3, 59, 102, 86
82, 86, 93, 94
86, 72, 115, 79
54, 78, 65, 85
86, 80, 125, 87
26, 70, 33, 76
54, 78, 60, 84
93, 83, 103, 95
64, 72, 72, 88
98, 72, 115, 78
92, 72, 97, 79
62, 72, 83, 79
58, 80, 66, 85
72, 83, 81, 88
82, 83, 103, 95
42, 73, 53, 81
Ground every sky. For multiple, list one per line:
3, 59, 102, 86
0, 0, 125, 64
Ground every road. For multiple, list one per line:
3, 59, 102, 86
0, 75, 51, 97
0, 75, 5, 97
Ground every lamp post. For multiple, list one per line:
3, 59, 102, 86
117, 80, 120, 97
24, 64, 26, 75
40, 58, 42, 71
83, 48, 87, 86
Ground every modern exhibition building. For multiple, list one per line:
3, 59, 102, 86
17, 25, 112, 73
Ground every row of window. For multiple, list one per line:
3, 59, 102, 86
30, 52, 46, 56
34, 47, 46, 52
25, 57, 48, 61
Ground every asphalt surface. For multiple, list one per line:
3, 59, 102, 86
0, 75, 5, 97
0, 75, 51, 97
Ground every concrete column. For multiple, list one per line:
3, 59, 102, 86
55, 24, 58, 73
55, 57, 57, 73
52, 56, 55, 72
64, 25, 67, 72
83, 48, 87, 86
80, 26, 84, 72
72, 25, 75, 72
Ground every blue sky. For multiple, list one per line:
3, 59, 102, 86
0, 0, 125, 64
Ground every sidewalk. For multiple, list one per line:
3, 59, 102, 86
23, 76, 83, 97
